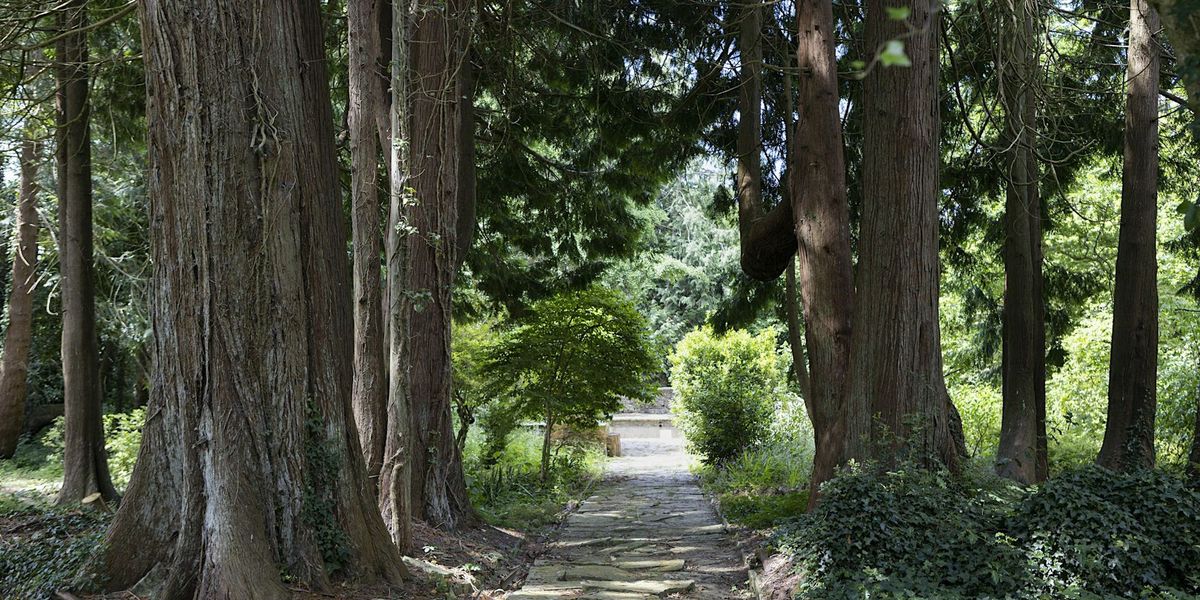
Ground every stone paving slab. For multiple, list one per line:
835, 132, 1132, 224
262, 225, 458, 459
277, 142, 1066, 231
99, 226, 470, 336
510, 440, 750, 599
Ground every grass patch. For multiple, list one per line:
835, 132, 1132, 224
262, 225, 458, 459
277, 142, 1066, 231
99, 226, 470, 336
695, 436, 813, 531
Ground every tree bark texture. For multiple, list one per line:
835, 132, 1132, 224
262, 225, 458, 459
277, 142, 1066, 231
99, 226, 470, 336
55, 0, 117, 506
1098, 0, 1160, 471
784, 261, 812, 403
380, 0, 415, 553
846, 0, 965, 470
101, 1, 404, 596
0, 138, 41, 459
995, 0, 1049, 485
349, 0, 390, 486
792, 0, 856, 502
736, 2, 798, 283
403, 0, 475, 529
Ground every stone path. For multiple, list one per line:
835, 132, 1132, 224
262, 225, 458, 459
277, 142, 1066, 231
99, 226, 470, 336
510, 439, 751, 599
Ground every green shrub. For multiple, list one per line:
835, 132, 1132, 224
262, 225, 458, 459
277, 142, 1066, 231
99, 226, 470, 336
1007, 467, 1200, 597
774, 464, 1200, 598
669, 327, 786, 465
776, 463, 1025, 599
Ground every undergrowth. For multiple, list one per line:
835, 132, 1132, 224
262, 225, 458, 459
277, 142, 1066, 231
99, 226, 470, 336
464, 427, 604, 531
773, 463, 1200, 599
0, 495, 110, 598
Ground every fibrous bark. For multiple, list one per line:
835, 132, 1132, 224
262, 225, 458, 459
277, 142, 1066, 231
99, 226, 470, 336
403, 0, 475, 529
349, 0, 390, 486
995, 0, 1048, 485
1098, 0, 1160, 471
845, 0, 965, 470
0, 138, 41, 459
55, 0, 117, 506
792, 0, 856, 502
736, 2, 797, 283
100, 1, 404, 596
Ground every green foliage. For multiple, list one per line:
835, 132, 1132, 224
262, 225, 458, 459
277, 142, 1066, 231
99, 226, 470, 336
482, 287, 660, 471
42, 408, 145, 490
775, 465, 1200, 598
1009, 467, 1200, 597
463, 428, 603, 531
777, 464, 1024, 599
300, 401, 350, 576
0, 499, 109, 598
669, 327, 787, 465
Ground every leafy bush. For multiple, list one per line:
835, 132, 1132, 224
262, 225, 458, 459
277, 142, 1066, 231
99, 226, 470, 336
1008, 467, 1200, 597
0, 500, 109, 598
776, 463, 1025, 598
670, 327, 787, 465
775, 464, 1200, 598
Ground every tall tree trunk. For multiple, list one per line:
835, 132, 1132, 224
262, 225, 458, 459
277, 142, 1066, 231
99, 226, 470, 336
380, 0, 414, 552
55, 0, 117, 506
846, 0, 964, 470
349, 0, 389, 486
1098, 0, 1160, 471
403, 0, 474, 529
736, 2, 797, 283
784, 261, 812, 402
0, 138, 41, 459
995, 0, 1048, 485
792, 0, 856, 503
99, 1, 404, 596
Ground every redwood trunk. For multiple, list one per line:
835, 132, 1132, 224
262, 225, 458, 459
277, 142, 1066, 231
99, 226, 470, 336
349, 0, 389, 485
736, 2, 797, 283
1098, 0, 1160, 471
784, 261, 812, 403
380, 0, 414, 553
55, 0, 117, 505
100, 1, 404, 596
846, 0, 964, 470
404, 0, 474, 528
792, 0, 855, 501
996, 0, 1048, 484
0, 138, 40, 459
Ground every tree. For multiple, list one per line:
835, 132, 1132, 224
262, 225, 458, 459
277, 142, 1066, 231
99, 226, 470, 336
98, 1, 404, 596
845, 0, 965, 469
348, 0, 390, 486
1098, 0, 1161, 471
402, 0, 473, 530
484, 288, 659, 481
0, 137, 40, 459
791, 0, 856, 499
54, 0, 117, 506
995, 0, 1049, 484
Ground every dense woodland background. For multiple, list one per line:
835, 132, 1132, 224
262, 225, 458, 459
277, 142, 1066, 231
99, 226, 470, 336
0, 0, 1198, 598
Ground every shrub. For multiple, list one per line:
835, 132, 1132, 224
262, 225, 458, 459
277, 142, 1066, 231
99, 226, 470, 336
774, 464, 1200, 598
669, 327, 786, 465
776, 463, 1025, 599
1007, 467, 1200, 597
